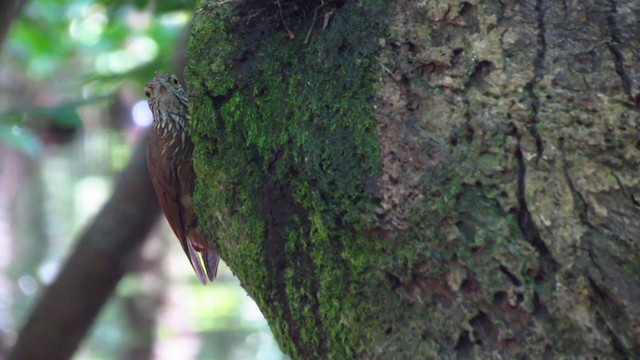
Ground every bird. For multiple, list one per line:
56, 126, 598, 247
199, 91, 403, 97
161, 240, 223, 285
145, 73, 220, 284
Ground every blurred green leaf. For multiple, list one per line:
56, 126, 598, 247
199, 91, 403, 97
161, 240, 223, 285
32, 105, 83, 128
0, 123, 41, 156
101, 0, 195, 13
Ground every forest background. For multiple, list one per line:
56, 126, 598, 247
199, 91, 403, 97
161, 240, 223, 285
0, 0, 285, 359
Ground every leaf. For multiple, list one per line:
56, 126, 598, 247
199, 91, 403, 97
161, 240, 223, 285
0, 123, 41, 157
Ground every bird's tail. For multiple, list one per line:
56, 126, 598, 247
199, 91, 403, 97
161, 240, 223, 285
186, 239, 220, 284
202, 248, 220, 281
186, 240, 208, 284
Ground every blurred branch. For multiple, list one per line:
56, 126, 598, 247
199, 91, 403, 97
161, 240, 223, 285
0, 0, 28, 52
7, 134, 161, 360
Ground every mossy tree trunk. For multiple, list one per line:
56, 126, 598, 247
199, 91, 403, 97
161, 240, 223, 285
186, 0, 640, 358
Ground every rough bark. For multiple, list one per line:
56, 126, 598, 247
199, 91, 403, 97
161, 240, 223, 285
187, 0, 640, 358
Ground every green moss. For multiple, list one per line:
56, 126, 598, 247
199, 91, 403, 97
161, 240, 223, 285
186, 1, 390, 358
185, 1, 562, 358
181, 0, 640, 357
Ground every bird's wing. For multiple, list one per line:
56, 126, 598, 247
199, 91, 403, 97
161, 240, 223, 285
147, 129, 208, 284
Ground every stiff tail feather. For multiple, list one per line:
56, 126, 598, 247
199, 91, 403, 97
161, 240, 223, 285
186, 240, 208, 284
203, 248, 220, 281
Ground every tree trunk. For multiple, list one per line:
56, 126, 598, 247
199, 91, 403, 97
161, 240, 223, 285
186, 0, 640, 358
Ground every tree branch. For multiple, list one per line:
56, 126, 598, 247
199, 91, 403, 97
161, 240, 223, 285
7, 134, 160, 360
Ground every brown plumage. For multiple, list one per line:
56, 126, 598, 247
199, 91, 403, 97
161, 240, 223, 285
145, 73, 220, 284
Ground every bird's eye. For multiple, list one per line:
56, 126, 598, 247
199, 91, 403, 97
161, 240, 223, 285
171, 76, 179, 85
144, 89, 152, 98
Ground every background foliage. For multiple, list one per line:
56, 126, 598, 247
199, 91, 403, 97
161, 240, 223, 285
0, 0, 285, 359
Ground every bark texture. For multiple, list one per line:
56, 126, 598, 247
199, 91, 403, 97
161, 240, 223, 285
187, 0, 640, 358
